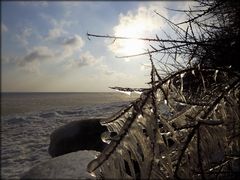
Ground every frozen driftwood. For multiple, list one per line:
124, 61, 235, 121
87, 67, 240, 179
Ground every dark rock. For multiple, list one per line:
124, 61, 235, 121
48, 118, 107, 157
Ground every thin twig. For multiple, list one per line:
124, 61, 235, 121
87, 33, 213, 45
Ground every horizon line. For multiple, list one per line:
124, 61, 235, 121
1, 91, 116, 93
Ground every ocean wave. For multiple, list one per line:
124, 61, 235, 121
6, 117, 29, 124
39, 111, 62, 118
56, 110, 84, 116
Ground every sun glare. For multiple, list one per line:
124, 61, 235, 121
109, 5, 165, 57
111, 20, 147, 56
120, 39, 145, 55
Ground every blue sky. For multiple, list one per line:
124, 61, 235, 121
1, 1, 196, 92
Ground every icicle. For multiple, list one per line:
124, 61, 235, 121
179, 102, 186, 106
137, 114, 143, 119
200, 71, 206, 92
214, 70, 219, 81
134, 91, 142, 95
179, 129, 188, 133
101, 132, 111, 144
180, 73, 185, 93
90, 172, 96, 177
214, 104, 219, 112
160, 132, 171, 136
198, 64, 201, 70
167, 79, 170, 86
227, 90, 231, 96
117, 149, 123, 155
192, 70, 195, 76
155, 158, 160, 163
164, 99, 168, 105
115, 89, 131, 95
180, 72, 186, 78
156, 89, 161, 99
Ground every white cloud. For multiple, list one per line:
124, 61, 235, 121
16, 26, 33, 47
39, 13, 58, 27
65, 51, 102, 69
109, 3, 168, 56
98, 64, 115, 75
1, 23, 8, 33
15, 46, 56, 73
45, 28, 66, 41
40, 13, 75, 41
20, 46, 55, 65
77, 51, 99, 67
20, 61, 41, 74
1, 56, 17, 64
63, 35, 85, 48
11, 34, 85, 73
18, 1, 48, 7
62, 35, 85, 57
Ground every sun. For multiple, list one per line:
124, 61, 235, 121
109, 20, 147, 56
117, 39, 145, 55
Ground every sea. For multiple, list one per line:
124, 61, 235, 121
1, 92, 140, 179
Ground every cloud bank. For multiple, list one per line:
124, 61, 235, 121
20, 46, 55, 65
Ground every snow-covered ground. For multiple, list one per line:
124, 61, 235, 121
21, 150, 99, 179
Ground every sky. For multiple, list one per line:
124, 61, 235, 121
1, 1, 197, 92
